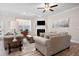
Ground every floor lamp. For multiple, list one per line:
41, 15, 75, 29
10, 21, 17, 42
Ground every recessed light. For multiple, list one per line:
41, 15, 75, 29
22, 12, 27, 15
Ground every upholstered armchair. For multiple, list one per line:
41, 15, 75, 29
4, 34, 23, 50
34, 33, 71, 56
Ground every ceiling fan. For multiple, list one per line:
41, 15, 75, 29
37, 3, 58, 13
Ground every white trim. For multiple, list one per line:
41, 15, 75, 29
71, 40, 79, 43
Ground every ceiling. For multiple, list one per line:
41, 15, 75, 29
0, 3, 79, 19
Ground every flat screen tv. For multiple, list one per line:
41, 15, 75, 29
37, 21, 45, 25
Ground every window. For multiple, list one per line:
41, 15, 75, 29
16, 19, 31, 32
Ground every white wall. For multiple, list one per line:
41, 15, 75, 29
0, 16, 14, 34
0, 14, 35, 36
0, 16, 22, 36
46, 6, 79, 43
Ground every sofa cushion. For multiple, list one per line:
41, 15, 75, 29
57, 32, 68, 36
45, 32, 68, 39
40, 33, 45, 37
5, 32, 14, 35
4, 34, 23, 39
44, 34, 49, 39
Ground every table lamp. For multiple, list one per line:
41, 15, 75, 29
10, 21, 17, 42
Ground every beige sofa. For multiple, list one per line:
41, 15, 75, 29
34, 32, 71, 56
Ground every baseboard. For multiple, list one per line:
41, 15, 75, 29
71, 40, 79, 43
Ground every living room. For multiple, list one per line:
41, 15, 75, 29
0, 3, 79, 56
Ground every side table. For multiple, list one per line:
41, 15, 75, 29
26, 35, 35, 43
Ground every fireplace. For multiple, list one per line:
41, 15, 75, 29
37, 29, 45, 36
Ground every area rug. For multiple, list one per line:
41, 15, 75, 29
1, 39, 79, 56
0, 39, 42, 56
23, 50, 42, 56
9, 43, 38, 56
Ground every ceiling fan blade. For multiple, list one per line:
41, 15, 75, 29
50, 5, 58, 8
45, 3, 49, 5
49, 9, 54, 12
43, 10, 46, 13
45, 3, 47, 5
37, 7, 44, 9
45, 3, 49, 7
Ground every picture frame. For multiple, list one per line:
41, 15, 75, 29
52, 17, 69, 28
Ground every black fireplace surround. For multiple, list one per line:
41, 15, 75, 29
37, 29, 45, 36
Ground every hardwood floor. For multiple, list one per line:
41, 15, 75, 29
24, 42, 79, 56
55, 43, 79, 56
0, 39, 79, 56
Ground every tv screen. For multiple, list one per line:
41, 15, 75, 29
37, 21, 45, 25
